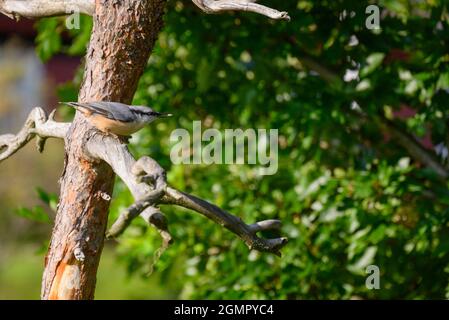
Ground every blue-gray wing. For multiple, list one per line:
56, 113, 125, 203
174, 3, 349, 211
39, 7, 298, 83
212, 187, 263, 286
64, 101, 135, 122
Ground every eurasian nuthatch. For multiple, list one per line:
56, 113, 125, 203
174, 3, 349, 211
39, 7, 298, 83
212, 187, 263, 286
63, 101, 172, 136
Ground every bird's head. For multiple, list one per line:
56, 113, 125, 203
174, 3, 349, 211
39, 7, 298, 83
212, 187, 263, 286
131, 105, 173, 123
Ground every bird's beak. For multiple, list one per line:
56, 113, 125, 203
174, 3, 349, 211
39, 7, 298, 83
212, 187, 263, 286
158, 112, 173, 118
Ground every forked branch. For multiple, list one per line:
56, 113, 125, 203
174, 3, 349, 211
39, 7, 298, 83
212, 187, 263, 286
162, 187, 288, 255
0, 107, 70, 162
86, 134, 288, 256
191, 0, 290, 21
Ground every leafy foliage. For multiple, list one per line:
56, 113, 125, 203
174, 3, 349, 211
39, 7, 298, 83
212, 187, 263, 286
34, 0, 449, 299
15, 187, 56, 224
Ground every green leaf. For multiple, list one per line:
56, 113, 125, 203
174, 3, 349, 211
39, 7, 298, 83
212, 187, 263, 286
35, 18, 62, 62
360, 53, 385, 77
15, 206, 51, 224
35, 187, 58, 212
437, 73, 449, 90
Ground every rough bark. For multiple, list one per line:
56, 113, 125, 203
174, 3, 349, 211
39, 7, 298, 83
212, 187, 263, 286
40, 0, 167, 300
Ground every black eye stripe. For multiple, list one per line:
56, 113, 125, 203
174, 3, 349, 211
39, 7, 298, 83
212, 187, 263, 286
133, 109, 158, 116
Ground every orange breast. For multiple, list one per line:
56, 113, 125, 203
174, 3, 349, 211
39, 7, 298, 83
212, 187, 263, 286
87, 114, 145, 136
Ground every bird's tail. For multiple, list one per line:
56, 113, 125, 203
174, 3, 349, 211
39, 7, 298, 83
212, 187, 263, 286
59, 102, 99, 117
59, 101, 81, 110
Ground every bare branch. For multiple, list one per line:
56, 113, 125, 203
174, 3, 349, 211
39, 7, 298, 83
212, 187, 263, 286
142, 207, 173, 246
379, 117, 448, 179
286, 37, 343, 85
0, 107, 70, 162
110, 156, 173, 242
86, 136, 173, 241
192, 0, 290, 21
161, 187, 288, 255
0, 0, 94, 20
297, 55, 342, 84
105, 188, 165, 238
87, 134, 287, 255
248, 219, 281, 233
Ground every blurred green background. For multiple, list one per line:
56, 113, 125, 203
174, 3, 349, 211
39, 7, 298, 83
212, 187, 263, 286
1, 0, 449, 299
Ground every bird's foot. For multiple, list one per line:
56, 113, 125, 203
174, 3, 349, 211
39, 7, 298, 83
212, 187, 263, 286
120, 135, 132, 144
101, 131, 130, 144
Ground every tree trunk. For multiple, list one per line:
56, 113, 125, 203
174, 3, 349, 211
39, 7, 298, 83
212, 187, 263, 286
41, 0, 167, 300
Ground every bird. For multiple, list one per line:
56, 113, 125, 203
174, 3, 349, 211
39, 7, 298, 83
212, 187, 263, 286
62, 101, 172, 137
